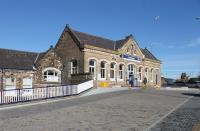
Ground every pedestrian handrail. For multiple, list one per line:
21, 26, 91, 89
0, 80, 93, 105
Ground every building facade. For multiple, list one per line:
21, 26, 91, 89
0, 25, 161, 90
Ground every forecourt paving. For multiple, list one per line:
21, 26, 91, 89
0, 89, 197, 131
149, 92, 200, 131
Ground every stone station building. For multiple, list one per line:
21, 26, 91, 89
0, 25, 161, 90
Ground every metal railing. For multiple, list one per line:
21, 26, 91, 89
0, 80, 93, 105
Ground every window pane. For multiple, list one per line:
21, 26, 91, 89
101, 62, 105, 68
72, 61, 77, 67
89, 60, 94, 66
119, 65, 123, 70
110, 70, 114, 79
48, 70, 54, 75
110, 63, 114, 68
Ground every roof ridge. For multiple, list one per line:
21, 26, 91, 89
0, 48, 39, 54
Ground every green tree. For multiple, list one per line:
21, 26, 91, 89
180, 72, 189, 83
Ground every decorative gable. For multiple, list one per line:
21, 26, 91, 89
117, 36, 144, 62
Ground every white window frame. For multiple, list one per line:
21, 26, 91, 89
42, 67, 61, 82
156, 69, 159, 85
128, 64, 134, 79
110, 63, 115, 81
71, 60, 78, 74
145, 68, 148, 82
23, 77, 32, 89
89, 59, 96, 80
138, 67, 142, 82
100, 61, 106, 80
5, 77, 16, 90
119, 64, 124, 81
150, 68, 154, 82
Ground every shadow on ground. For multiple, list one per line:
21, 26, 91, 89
182, 93, 200, 97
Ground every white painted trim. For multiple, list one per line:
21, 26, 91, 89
127, 62, 137, 67
87, 57, 98, 62
118, 79, 124, 81
150, 68, 154, 82
88, 59, 97, 80
110, 78, 116, 81
138, 66, 143, 82
100, 61, 107, 80
99, 59, 110, 64
117, 62, 125, 66
110, 61, 117, 64
42, 67, 61, 74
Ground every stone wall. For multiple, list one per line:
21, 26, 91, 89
55, 28, 84, 84
83, 46, 161, 88
0, 69, 35, 89
71, 73, 92, 85
34, 48, 63, 87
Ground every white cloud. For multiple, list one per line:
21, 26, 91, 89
151, 37, 200, 49
186, 37, 200, 47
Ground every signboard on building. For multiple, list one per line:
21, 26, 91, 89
121, 54, 141, 62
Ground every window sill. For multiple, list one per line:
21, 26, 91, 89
99, 78, 106, 81
110, 78, 116, 81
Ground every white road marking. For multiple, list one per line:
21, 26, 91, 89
146, 95, 194, 131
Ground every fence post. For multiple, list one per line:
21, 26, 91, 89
46, 87, 48, 99
1, 89, 2, 104
18, 89, 20, 102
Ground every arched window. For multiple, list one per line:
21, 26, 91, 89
71, 60, 78, 74
89, 59, 96, 79
110, 63, 115, 80
128, 64, 134, 79
138, 67, 142, 81
145, 68, 148, 82
100, 61, 106, 79
43, 67, 61, 82
150, 68, 154, 82
119, 64, 124, 80
156, 69, 159, 85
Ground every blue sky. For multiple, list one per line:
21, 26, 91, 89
0, 0, 199, 79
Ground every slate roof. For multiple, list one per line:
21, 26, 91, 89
73, 30, 116, 50
71, 28, 160, 61
140, 48, 159, 61
0, 48, 39, 70
115, 38, 127, 49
